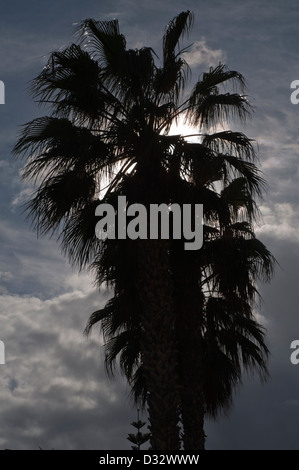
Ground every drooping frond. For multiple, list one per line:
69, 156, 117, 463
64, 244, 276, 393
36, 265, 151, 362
14, 116, 114, 184
184, 64, 251, 128
193, 64, 246, 95
177, 141, 265, 221
203, 236, 275, 300
227, 221, 255, 238
203, 296, 269, 417
220, 155, 266, 199
84, 305, 112, 337
77, 18, 126, 69
85, 288, 143, 400
25, 171, 96, 236
221, 177, 257, 221
177, 141, 220, 186
202, 131, 257, 161
187, 92, 251, 129
59, 199, 101, 269
105, 330, 141, 380
31, 44, 118, 124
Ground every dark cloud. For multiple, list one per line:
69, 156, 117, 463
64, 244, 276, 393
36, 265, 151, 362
206, 235, 299, 449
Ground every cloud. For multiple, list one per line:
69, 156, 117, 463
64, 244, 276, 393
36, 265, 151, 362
183, 40, 225, 68
0, 271, 13, 282
0, 214, 99, 300
0, 287, 135, 450
257, 203, 299, 242
11, 188, 33, 211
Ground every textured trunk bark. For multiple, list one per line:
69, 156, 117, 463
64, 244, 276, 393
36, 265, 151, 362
137, 238, 181, 450
178, 288, 206, 450
172, 247, 206, 450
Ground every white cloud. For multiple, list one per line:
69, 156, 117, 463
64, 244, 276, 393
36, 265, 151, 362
0, 287, 134, 449
184, 40, 225, 68
11, 188, 33, 209
257, 203, 299, 242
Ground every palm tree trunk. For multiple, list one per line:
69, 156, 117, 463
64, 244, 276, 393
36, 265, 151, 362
172, 247, 206, 450
177, 290, 206, 450
137, 238, 181, 450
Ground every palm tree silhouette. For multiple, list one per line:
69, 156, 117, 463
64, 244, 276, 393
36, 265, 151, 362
14, 11, 275, 449
87, 183, 273, 449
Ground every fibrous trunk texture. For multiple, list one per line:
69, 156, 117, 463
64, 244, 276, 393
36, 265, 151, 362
138, 238, 181, 450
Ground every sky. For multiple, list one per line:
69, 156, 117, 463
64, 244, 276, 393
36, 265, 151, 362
0, 0, 299, 450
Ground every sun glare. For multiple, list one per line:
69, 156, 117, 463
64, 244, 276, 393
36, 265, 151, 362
169, 116, 202, 143
169, 116, 229, 143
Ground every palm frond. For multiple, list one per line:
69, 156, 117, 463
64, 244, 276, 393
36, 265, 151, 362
203, 235, 275, 300
154, 58, 190, 104
187, 92, 252, 128
31, 44, 120, 124
202, 131, 257, 161
153, 11, 193, 102
59, 199, 101, 270
163, 11, 194, 64
25, 171, 96, 236
203, 296, 269, 417
221, 155, 266, 199
221, 177, 257, 221
14, 116, 114, 184
77, 18, 126, 69
193, 64, 246, 95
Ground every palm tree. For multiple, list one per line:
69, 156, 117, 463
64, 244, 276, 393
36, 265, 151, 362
167, 136, 274, 449
85, 127, 275, 449
14, 11, 275, 449
86, 177, 274, 449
